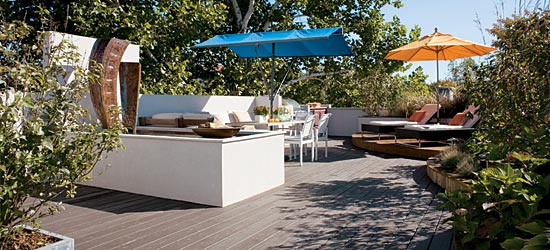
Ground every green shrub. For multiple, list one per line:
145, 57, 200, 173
454, 153, 478, 178
440, 153, 550, 250
439, 145, 479, 177
438, 92, 469, 118
464, 10, 550, 159
441, 11, 550, 249
395, 91, 437, 118
440, 145, 465, 172
0, 21, 124, 246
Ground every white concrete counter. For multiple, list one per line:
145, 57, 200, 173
87, 131, 285, 207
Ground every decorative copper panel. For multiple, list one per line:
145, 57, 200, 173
89, 38, 131, 128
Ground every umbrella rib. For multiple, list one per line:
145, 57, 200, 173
406, 48, 425, 61
405, 45, 450, 61
462, 45, 486, 56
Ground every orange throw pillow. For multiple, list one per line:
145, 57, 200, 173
408, 111, 426, 122
448, 112, 468, 126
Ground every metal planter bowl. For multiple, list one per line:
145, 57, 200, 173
192, 127, 241, 138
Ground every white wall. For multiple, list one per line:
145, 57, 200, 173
45, 32, 139, 66
327, 108, 368, 137
138, 94, 256, 117
88, 132, 285, 207
137, 94, 282, 117
221, 133, 284, 205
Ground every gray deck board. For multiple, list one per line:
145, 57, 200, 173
39, 138, 454, 249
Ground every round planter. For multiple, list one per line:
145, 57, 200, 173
254, 115, 268, 123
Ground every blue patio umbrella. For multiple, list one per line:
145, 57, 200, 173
192, 27, 354, 114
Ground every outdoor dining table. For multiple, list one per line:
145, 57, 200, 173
226, 120, 305, 131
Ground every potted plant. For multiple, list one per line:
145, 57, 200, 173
0, 21, 124, 249
273, 106, 291, 121
253, 105, 269, 122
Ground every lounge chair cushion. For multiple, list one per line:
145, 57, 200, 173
408, 111, 426, 122
368, 120, 418, 126
448, 112, 468, 126
231, 111, 253, 122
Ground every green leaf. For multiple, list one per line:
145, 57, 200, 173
42, 140, 53, 151
22, 99, 35, 109
523, 246, 549, 250
501, 237, 526, 249
476, 240, 491, 250
525, 234, 549, 247
0, 164, 5, 173
513, 152, 531, 162
518, 222, 545, 235
534, 209, 550, 216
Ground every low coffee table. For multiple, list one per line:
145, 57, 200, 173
394, 126, 475, 147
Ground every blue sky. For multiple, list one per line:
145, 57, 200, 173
381, 0, 517, 83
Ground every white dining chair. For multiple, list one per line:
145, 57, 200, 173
315, 113, 332, 160
284, 114, 315, 167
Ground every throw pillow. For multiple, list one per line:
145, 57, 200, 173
232, 111, 253, 122
210, 112, 231, 124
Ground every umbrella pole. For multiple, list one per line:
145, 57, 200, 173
270, 43, 275, 117
436, 50, 440, 123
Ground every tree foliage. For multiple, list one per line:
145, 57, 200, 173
0, 21, 124, 246
448, 58, 478, 86
441, 10, 550, 249
0, 0, 421, 107
465, 10, 550, 159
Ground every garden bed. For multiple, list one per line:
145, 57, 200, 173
426, 157, 471, 192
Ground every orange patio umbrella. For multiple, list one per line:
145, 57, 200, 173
385, 28, 496, 121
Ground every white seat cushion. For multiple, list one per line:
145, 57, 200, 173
368, 120, 418, 126
181, 113, 212, 120
151, 113, 184, 119
404, 124, 464, 130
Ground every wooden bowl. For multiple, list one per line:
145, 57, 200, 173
192, 127, 241, 138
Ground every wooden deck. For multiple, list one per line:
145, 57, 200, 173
352, 133, 449, 159
40, 138, 454, 249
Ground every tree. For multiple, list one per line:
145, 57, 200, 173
1, 0, 420, 107
0, 21, 124, 248
225, 0, 421, 107
448, 58, 478, 86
